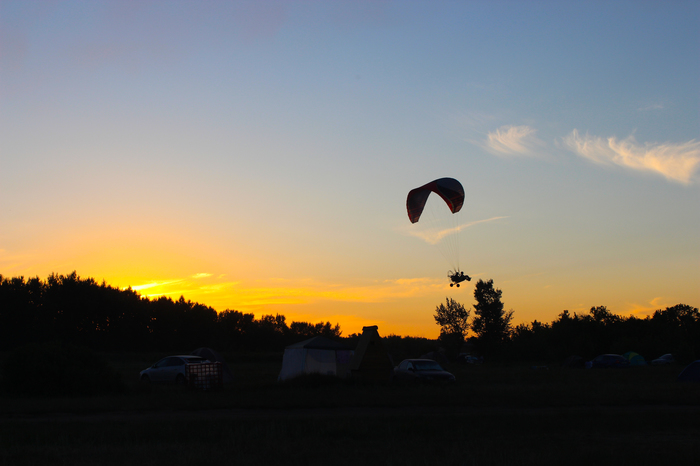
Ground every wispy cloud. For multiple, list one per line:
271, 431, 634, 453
130, 279, 184, 292
562, 130, 700, 185
482, 125, 545, 157
625, 297, 670, 317
405, 216, 509, 245
124, 274, 452, 312
637, 103, 664, 112
230, 277, 448, 305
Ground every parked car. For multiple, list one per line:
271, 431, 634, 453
586, 354, 630, 369
456, 353, 483, 365
140, 355, 208, 384
651, 354, 675, 365
393, 359, 455, 383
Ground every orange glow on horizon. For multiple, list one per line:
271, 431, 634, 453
103, 272, 451, 338
5, 239, 697, 342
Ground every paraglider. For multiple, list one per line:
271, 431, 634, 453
406, 177, 470, 287
406, 177, 464, 224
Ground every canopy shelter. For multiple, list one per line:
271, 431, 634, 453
278, 336, 353, 381
350, 326, 394, 382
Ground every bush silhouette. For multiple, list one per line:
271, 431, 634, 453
2, 341, 124, 397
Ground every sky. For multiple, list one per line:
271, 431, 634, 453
1, 0, 698, 338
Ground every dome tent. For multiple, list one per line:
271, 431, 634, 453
677, 360, 700, 382
622, 351, 647, 366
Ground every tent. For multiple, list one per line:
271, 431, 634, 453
191, 347, 235, 383
350, 326, 394, 382
278, 336, 353, 381
562, 355, 586, 369
622, 351, 647, 366
677, 360, 700, 382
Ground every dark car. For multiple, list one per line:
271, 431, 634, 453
457, 353, 483, 365
393, 359, 455, 383
140, 355, 208, 384
587, 354, 630, 369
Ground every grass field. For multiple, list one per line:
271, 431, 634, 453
1, 353, 699, 465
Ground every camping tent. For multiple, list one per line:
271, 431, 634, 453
562, 355, 586, 369
677, 360, 700, 382
278, 336, 353, 381
350, 326, 394, 382
191, 347, 235, 383
622, 351, 647, 366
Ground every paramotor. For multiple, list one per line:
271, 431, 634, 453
406, 177, 469, 286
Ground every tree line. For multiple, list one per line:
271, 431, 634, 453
434, 279, 700, 363
2, 272, 698, 363
0, 272, 340, 352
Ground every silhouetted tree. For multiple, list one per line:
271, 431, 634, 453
215, 309, 256, 350
363, 334, 435, 364
510, 320, 553, 361
2, 276, 38, 348
433, 297, 470, 358
583, 305, 627, 354
471, 279, 513, 358
3, 272, 697, 361
2, 341, 124, 396
289, 321, 342, 340
513, 304, 699, 363
651, 304, 700, 360
434, 297, 470, 337
589, 305, 621, 325
248, 314, 289, 350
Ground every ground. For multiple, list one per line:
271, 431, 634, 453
1, 353, 699, 465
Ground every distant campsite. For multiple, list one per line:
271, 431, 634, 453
1, 272, 699, 398
2, 273, 700, 465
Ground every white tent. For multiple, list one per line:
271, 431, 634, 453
278, 336, 353, 381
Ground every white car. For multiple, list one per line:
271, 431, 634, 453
140, 355, 208, 384
651, 354, 674, 366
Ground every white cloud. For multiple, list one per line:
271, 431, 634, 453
625, 297, 671, 317
562, 130, 700, 185
130, 279, 184, 292
405, 216, 509, 245
482, 125, 545, 157
637, 103, 664, 112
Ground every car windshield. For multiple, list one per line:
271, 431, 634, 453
413, 361, 443, 371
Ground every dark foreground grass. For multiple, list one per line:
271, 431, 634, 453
1, 353, 699, 465
2, 407, 699, 466
3, 354, 698, 414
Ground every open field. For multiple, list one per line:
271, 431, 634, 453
1, 353, 699, 465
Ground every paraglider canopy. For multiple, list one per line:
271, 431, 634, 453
406, 177, 464, 224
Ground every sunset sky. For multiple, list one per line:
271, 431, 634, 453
2, 1, 698, 338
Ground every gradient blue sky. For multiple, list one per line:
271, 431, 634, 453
2, 1, 698, 337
